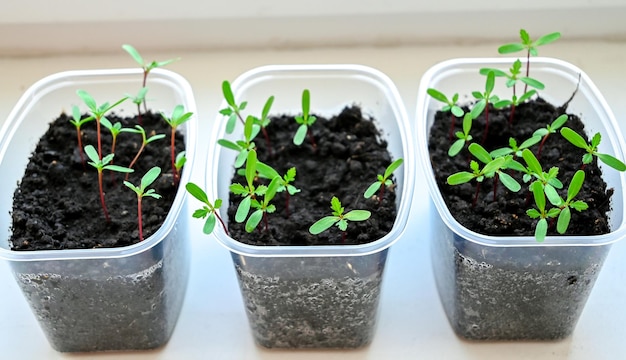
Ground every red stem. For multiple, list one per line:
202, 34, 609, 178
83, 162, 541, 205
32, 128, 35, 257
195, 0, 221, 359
493, 174, 499, 202
285, 192, 291, 218
508, 103, 516, 126
263, 212, 269, 233
137, 196, 144, 241
481, 104, 490, 145
137, 104, 143, 126
76, 127, 86, 170
307, 128, 317, 150
142, 71, 149, 114
215, 213, 229, 235
472, 182, 481, 208
109, 136, 118, 185
377, 184, 385, 206
341, 231, 347, 244
524, 51, 530, 94
97, 169, 111, 222
537, 135, 549, 159
261, 126, 273, 157
171, 127, 179, 184
126, 144, 146, 181
449, 114, 455, 142
96, 116, 103, 160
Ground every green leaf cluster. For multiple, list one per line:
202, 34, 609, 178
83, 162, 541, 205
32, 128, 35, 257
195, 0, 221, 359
309, 197, 371, 235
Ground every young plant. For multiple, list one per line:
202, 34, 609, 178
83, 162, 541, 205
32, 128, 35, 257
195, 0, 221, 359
426, 88, 465, 141
220, 80, 248, 134
229, 150, 266, 224
521, 149, 563, 205
218, 115, 258, 168
364, 158, 404, 205
446, 155, 507, 207
448, 113, 474, 157
122, 44, 179, 113
560, 127, 626, 171
127, 87, 149, 125
256, 163, 300, 217
293, 89, 317, 148
247, 176, 281, 233
252, 95, 275, 156
68, 105, 94, 168
533, 114, 568, 158
466, 143, 522, 201
497, 29, 561, 92
161, 105, 193, 183
125, 125, 166, 180
309, 196, 371, 243
77, 90, 127, 160
84, 145, 133, 222
124, 166, 162, 241
490, 135, 541, 159
471, 70, 498, 144
175, 151, 187, 176
185, 182, 228, 235
526, 181, 560, 242
100, 118, 131, 159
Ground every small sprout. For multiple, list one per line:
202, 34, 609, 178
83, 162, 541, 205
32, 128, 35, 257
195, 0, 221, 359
534, 114, 568, 157
84, 145, 133, 222
247, 176, 281, 233
554, 170, 589, 235
124, 167, 162, 241
447, 154, 507, 207
364, 158, 404, 205
426, 88, 465, 141
471, 70, 499, 144
309, 196, 371, 243
220, 80, 248, 134
560, 127, 626, 171
229, 150, 266, 223
256, 163, 300, 217
185, 182, 228, 235
77, 90, 127, 160
497, 29, 561, 92
126, 87, 149, 125
175, 151, 187, 175
521, 149, 563, 205
218, 115, 257, 168
490, 136, 542, 159
161, 105, 193, 183
125, 125, 166, 180
448, 113, 473, 157
68, 105, 94, 168
494, 90, 538, 126
293, 89, 317, 148
122, 44, 179, 113
526, 181, 560, 242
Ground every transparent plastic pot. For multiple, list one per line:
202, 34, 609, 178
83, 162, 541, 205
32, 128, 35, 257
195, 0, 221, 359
208, 64, 414, 348
0, 68, 197, 352
416, 57, 626, 340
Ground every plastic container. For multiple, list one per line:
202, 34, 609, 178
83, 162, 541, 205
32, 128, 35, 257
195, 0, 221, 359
416, 58, 626, 340
0, 68, 197, 352
208, 64, 414, 348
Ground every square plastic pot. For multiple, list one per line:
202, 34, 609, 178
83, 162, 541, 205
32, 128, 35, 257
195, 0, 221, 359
208, 64, 414, 348
0, 68, 197, 352
416, 57, 626, 340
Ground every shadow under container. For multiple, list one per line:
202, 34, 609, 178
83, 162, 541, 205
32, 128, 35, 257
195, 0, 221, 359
0, 69, 197, 352
209, 65, 415, 348
416, 57, 626, 340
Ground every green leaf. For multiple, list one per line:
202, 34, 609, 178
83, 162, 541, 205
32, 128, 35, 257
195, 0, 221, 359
561, 127, 589, 149
105, 165, 134, 173
217, 139, 241, 151
535, 218, 548, 242
582, 153, 593, 165
77, 90, 97, 111
384, 158, 404, 179
261, 96, 275, 119
526, 209, 541, 218
470, 101, 486, 118
256, 162, 281, 180
122, 44, 144, 65
225, 113, 237, 134
557, 207, 571, 234
535, 32, 561, 46
597, 153, 626, 171
302, 89, 311, 117
245, 210, 263, 233
479, 68, 507, 77
193, 208, 209, 219
567, 170, 585, 201
519, 135, 542, 149
451, 106, 464, 117
520, 77, 545, 90
551, 114, 568, 130
244, 115, 254, 141
309, 216, 339, 235
544, 184, 562, 206
364, 182, 381, 198
571, 200, 589, 211
533, 128, 549, 137
498, 172, 521, 192
447, 172, 475, 185
229, 183, 248, 195
84, 145, 99, 163
330, 196, 344, 215
123, 181, 140, 194
203, 214, 217, 235
498, 43, 526, 54
485, 71, 495, 93
490, 148, 513, 158
531, 181, 546, 211
426, 88, 449, 103
482, 157, 505, 176
344, 210, 371, 222
469, 143, 492, 164
336, 219, 348, 231
522, 149, 543, 175
245, 150, 258, 188
235, 196, 251, 223
518, 89, 537, 103
448, 139, 465, 157
294, 124, 308, 145
186, 182, 210, 204
591, 132, 601, 148
222, 81, 236, 107
140, 167, 161, 191
265, 176, 282, 203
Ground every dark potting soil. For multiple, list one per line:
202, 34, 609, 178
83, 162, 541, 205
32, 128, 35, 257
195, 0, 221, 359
428, 98, 613, 237
226, 106, 399, 246
10, 111, 184, 250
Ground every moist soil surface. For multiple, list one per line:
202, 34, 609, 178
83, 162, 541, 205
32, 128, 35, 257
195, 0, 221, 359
10, 111, 184, 251
428, 98, 613, 236
226, 106, 398, 246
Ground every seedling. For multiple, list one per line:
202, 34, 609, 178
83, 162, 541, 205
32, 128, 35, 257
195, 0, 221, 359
100, 118, 132, 159
247, 176, 281, 233
471, 70, 498, 144
252, 95, 275, 156
186, 182, 228, 235
426, 88, 465, 141
521, 149, 563, 205
218, 115, 257, 168
125, 125, 166, 180
364, 158, 404, 205
68, 105, 94, 168
230, 150, 266, 223
497, 29, 561, 92
526, 181, 560, 242
124, 167, 162, 241
560, 127, 626, 171
161, 105, 193, 183
126, 87, 149, 125
309, 196, 371, 243
175, 151, 187, 175
220, 80, 248, 134
76, 90, 127, 160
256, 162, 300, 217
447, 156, 507, 207
464, 143, 522, 201
122, 44, 179, 113
448, 113, 474, 157
490, 136, 541, 159
533, 114, 568, 158
293, 89, 317, 148
84, 145, 133, 222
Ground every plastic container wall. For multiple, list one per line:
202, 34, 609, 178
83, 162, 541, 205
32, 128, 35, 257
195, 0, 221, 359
208, 65, 414, 347
0, 69, 197, 351
416, 58, 626, 340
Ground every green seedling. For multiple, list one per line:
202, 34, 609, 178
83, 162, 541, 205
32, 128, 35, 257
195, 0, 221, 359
175, 151, 187, 175
100, 118, 132, 159
466, 143, 522, 201
84, 145, 133, 222
161, 105, 193, 183
498, 29, 561, 92
247, 175, 281, 233
125, 125, 166, 180
124, 167, 162, 241
494, 90, 537, 126
471, 70, 499, 144
364, 158, 404, 205
447, 155, 507, 207
68, 105, 94, 168
426, 88, 465, 141
126, 87, 149, 125
526, 181, 560, 242
521, 149, 563, 205
76, 90, 127, 160
490, 135, 541, 159
185, 182, 228, 235
256, 163, 300, 217
230, 150, 266, 224
122, 44, 179, 113
533, 114, 568, 158
560, 127, 626, 171
448, 113, 474, 157
218, 115, 257, 168
252, 95, 275, 156
309, 196, 371, 243
220, 80, 248, 134
293, 89, 317, 148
